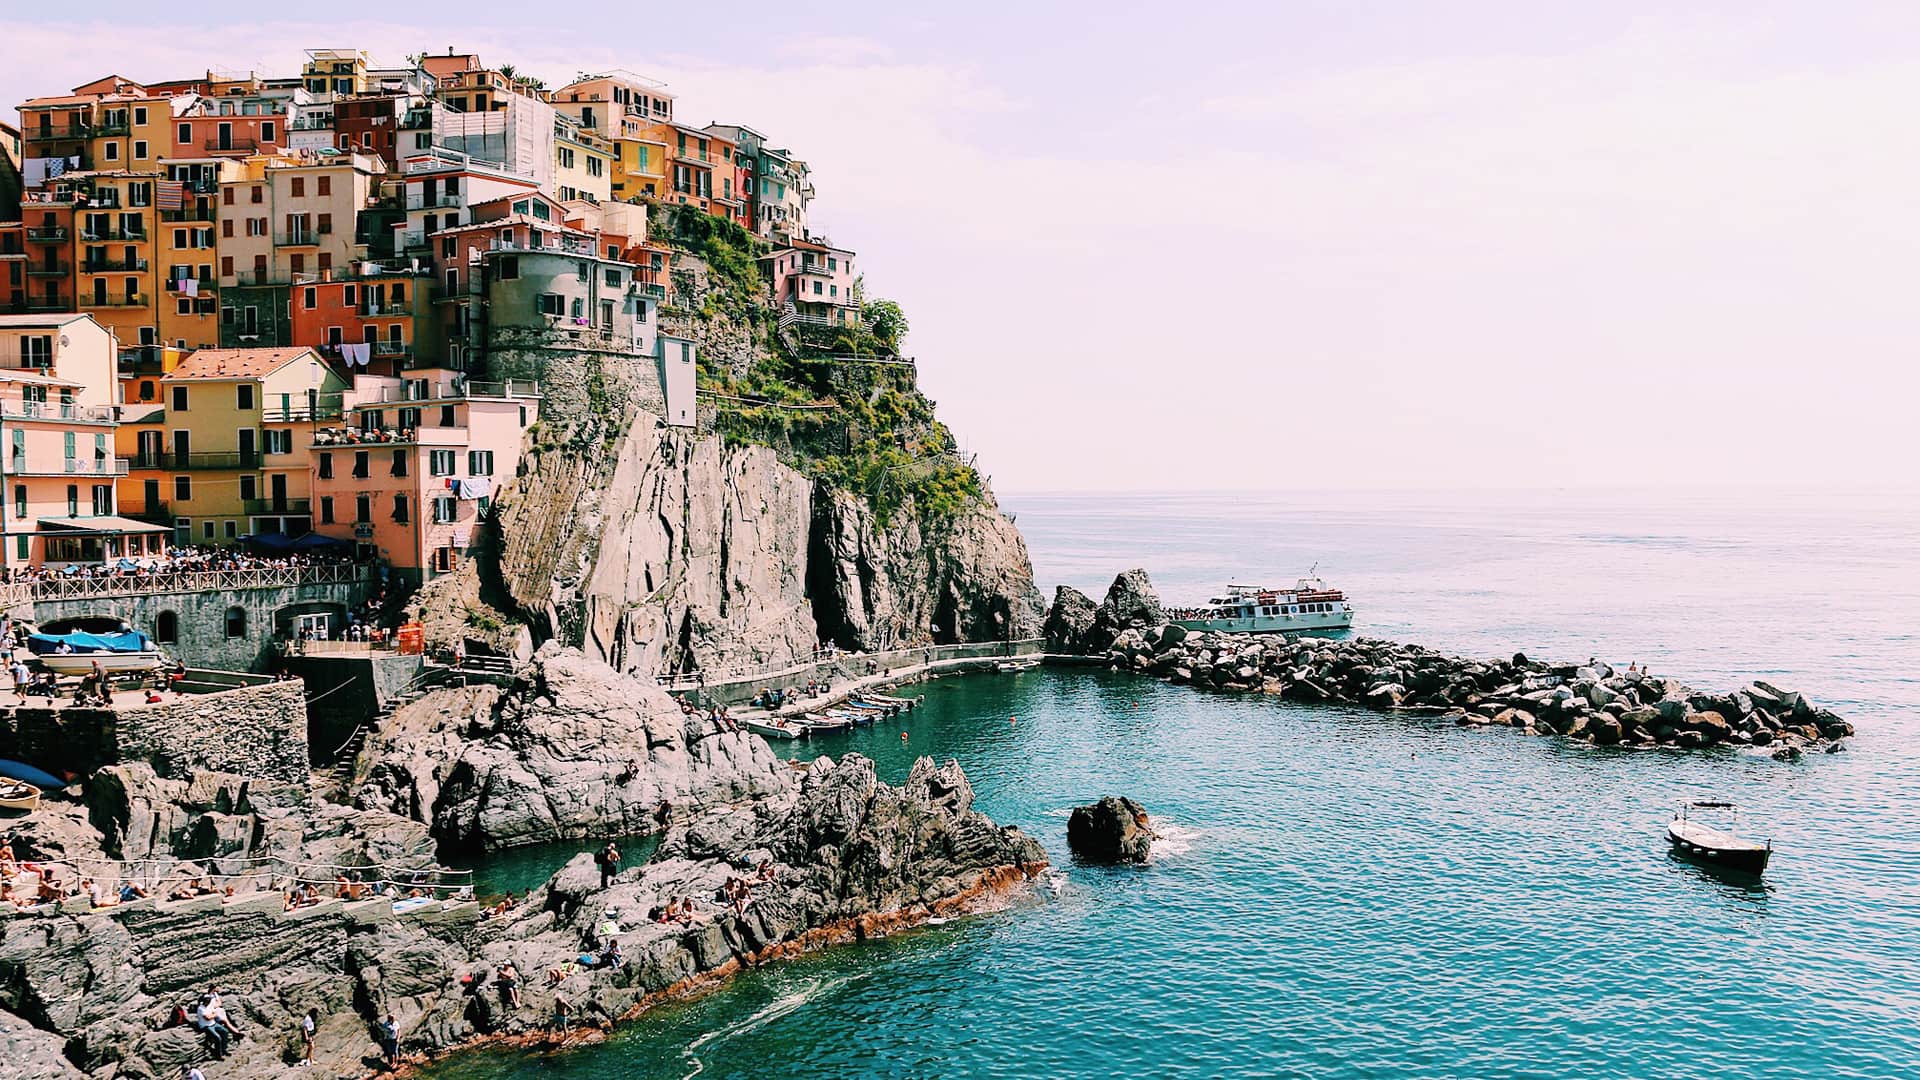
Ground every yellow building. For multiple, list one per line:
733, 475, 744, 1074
153, 346, 347, 544
553, 118, 613, 205
612, 126, 672, 201
301, 50, 369, 98
71, 171, 163, 348
156, 157, 243, 350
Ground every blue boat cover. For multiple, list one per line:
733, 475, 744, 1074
26, 630, 154, 655
0, 759, 63, 789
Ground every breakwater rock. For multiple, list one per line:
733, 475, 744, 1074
1102, 625, 1852, 752
355, 644, 787, 851
1066, 797, 1155, 863
0, 754, 1044, 1078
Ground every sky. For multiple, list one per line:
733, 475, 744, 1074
5, 2, 1919, 492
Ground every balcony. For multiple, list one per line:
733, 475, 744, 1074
82, 257, 149, 273
92, 119, 131, 137
162, 277, 214, 293
77, 228, 144, 243
78, 293, 149, 308
25, 300, 71, 313
262, 402, 344, 422
0, 401, 117, 424
275, 230, 325, 247
154, 450, 263, 470
159, 208, 217, 223
118, 345, 169, 374
404, 192, 464, 210
26, 263, 70, 277
243, 497, 311, 516
4, 456, 129, 477
26, 227, 67, 243
204, 137, 261, 152
632, 282, 666, 300
25, 126, 88, 143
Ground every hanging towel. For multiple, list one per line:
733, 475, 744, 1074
181, 278, 199, 297
455, 478, 491, 500
339, 342, 371, 368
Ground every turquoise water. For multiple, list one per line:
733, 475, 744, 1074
431, 490, 1920, 1079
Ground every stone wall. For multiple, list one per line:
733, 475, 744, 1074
29, 578, 371, 672
0, 678, 310, 783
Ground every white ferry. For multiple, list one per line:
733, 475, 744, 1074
1170, 576, 1354, 634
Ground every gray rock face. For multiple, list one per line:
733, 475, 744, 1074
1041, 585, 1098, 652
357, 645, 788, 851
0, 754, 1044, 1079
1066, 796, 1154, 863
1072, 569, 1166, 653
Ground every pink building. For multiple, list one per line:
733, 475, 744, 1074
307, 369, 539, 580
763, 237, 859, 328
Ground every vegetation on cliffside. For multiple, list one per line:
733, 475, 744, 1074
648, 205, 986, 525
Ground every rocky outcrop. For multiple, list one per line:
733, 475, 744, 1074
355, 645, 788, 851
1046, 569, 1165, 654
1101, 627, 1854, 753
809, 487, 1043, 651
0, 754, 1044, 1079
1066, 797, 1154, 863
1042, 586, 1097, 652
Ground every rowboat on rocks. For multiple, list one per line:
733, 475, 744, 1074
1668, 801, 1771, 873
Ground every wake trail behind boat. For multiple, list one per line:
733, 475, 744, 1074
679, 971, 870, 1080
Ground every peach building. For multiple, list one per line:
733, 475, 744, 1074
0, 313, 165, 569
308, 369, 538, 580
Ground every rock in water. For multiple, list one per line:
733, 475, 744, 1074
1067, 796, 1155, 863
1043, 584, 1099, 652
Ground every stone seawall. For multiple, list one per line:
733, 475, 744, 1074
0, 678, 310, 783
25, 577, 372, 672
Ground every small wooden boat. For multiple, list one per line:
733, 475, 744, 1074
1668, 801, 1771, 873
741, 718, 808, 741
839, 699, 896, 716
859, 694, 918, 710
0, 781, 40, 813
995, 660, 1038, 673
800, 712, 852, 733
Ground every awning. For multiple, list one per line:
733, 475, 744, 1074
37, 516, 172, 535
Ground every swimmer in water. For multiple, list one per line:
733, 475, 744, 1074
900, 731, 909, 742
1010, 716, 1017, 726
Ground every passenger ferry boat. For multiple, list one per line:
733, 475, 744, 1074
1170, 576, 1354, 635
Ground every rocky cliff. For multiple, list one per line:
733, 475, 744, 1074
354, 645, 786, 851
412, 206, 1041, 675
0, 753, 1044, 1079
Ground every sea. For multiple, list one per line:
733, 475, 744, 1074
437, 489, 1920, 1080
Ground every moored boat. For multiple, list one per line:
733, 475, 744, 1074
1668, 801, 1771, 873
0, 780, 40, 813
742, 717, 808, 741
1168, 574, 1354, 635
860, 694, 918, 710
800, 712, 853, 733
995, 660, 1039, 673
28, 629, 169, 675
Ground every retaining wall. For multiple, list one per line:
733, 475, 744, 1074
0, 677, 309, 783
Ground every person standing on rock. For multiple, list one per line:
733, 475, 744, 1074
598, 842, 621, 888
379, 1013, 401, 1068
299, 1007, 318, 1065
550, 990, 572, 1037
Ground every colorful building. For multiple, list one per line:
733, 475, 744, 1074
0, 313, 165, 569
286, 266, 438, 373
308, 368, 539, 580
765, 238, 859, 327
152, 345, 348, 544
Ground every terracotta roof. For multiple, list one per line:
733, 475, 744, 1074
165, 347, 316, 381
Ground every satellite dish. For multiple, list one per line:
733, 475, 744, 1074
60, 335, 70, 347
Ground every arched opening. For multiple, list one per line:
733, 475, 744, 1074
155, 610, 179, 644
224, 606, 247, 638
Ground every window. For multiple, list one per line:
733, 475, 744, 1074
104, 141, 119, 162
261, 120, 275, 142
604, 269, 621, 287
429, 449, 455, 476
537, 293, 564, 317
12, 486, 22, 518
223, 187, 234, 206
317, 451, 333, 479
251, 185, 263, 204
497, 255, 518, 280
291, 177, 304, 198
433, 496, 458, 523
175, 476, 191, 501
354, 495, 371, 523
238, 385, 255, 410
319, 496, 334, 524
170, 386, 187, 411
391, 449, 409, 477
467, 450, 494, 476
317, 175, 331, 196
67, 485, 78, 516
576, 262, 589, 283
391, 494, 409, 523
155, 611, 178, 643
225, 606, 246, 638
179, 123, 191, 144
239, 475, 256, 501
398, 407, 420, 429
318, 212, 333, 235
439, 404, 456, 427
133, 140, 148, 159
352, 450, 369, 479
265, 429, 292, 454
290, 254, 304, 275
134, 106, 148, 125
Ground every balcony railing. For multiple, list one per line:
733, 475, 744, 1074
404, 192, 464, 210
159, 208, 217, 222
204, 137, 261, 152
262, 402, 344, 422
163, 277, 215, 293
77, 228, 144, 243
78, 293, 149, 308
25, 300, 71, 313
0, 401, 117, 423
140, 450, 263, 470
26, 263, 69, 277
82, 257, 149, 273
4, 456, 130, 476
118, 345, 169, 374
0, 563, 371, 607
26, 227, 68, 243
92, 119, 131, 137
25, 126, 89, 142
242, 497, 311, 516
275, 230, 325, 247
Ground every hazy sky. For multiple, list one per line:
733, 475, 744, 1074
7, 3, 1918, 491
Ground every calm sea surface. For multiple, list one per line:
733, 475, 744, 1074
437, 489, 1920, 1080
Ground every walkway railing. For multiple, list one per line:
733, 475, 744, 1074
0, 563, 372, 607
658, 637, 1046, 692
